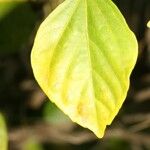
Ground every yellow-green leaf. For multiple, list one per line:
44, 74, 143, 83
0, 114, 7, 150
147, 21, 150, 28
31, 0, 138, 138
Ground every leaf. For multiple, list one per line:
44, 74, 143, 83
31, 0, 138, 138
0, 114, 7, 150
23, 138, 43, 150
147, 21, 150, 28
43, 100, 70, 124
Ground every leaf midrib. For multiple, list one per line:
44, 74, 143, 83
84, 0, 101, 131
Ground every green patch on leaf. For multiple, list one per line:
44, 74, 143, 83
31, 0, 138, 138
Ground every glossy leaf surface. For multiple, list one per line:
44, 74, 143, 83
31, 0, 138, 138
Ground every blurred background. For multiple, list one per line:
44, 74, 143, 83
0, 0, 150, 150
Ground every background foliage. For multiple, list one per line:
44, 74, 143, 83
0, 0, 150, 150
